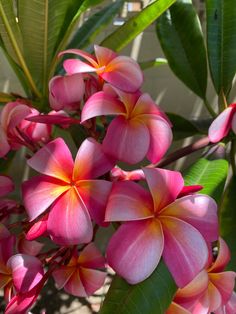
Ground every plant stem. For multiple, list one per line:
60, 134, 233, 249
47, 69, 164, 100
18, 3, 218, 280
230, 140, 236, 176
149, 136, 212, 168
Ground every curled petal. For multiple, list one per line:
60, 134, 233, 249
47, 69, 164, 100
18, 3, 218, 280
25, 214, 48, 241
73, 138, 115, 180
106, 219, 164, 284
209, 272, 236, 305
105, 181, 153, 222
4, 103, 31, 130
110, 167, 145, 182
22, 175, 69, 221
161, 217, 208, 287
166, 302, 191, 314
47, 188, 93, 245
208, 281, 222, 312
143, 168, 184, 212
0, 126, 10, 157
209, 237, 231, 272
94, 45, 117, 65
208, 107, 234, 143
103, 116, 150, 164
59, 49, 97, 67
63, 59, 102, 74
81, 91, 125, 122
0, 175, 14, 197
191, 293, 210, 314
78, 243, 105, 269
161, 194, 218, 242
132, 93, 165, 116
27, 138, 74, 182
7, 254, 43, 293
178, 185, 203, 198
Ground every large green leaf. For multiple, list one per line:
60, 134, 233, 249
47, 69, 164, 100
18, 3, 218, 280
183, 154, 228, 203
100, 0, 176, 52
99, 260, 177, 314
220, 176, 236, 272
68, 0, 124, 50
206, 0, 236, 95
156, 0, 207, 99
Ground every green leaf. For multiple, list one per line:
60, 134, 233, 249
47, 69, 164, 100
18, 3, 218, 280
167, 112, 200, 140
68, 0, 124, 50
206, 1, 236, 95
220, 176, 236, 271
139, 58, 167, 70
99, 260, 177, 314
156, 0, 207, 99
183, 153, 228, 203
100, 0, 176, 52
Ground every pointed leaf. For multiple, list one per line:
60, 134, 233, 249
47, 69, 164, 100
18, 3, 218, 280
156, 0, 207, 99
139, 58, 168, 70
101, 0, 176, 52
206, 0, 236, 95
99, 260, 177, 314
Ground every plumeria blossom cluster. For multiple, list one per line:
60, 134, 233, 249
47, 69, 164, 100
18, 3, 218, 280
0, 45, 235, 314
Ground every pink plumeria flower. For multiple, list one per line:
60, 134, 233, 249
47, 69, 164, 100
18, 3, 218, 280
105, 167, 218, 287
59, 45, 143, 92
22, 137, 114, 245
166, 302, 191, 314
0, 175, 14, 197
81, 87, 172, 164
173, 238, 236, 314
208, 103, 236, 143
49, 74, 85, 111
215, 291, 236, 314
53, 243, 106, 297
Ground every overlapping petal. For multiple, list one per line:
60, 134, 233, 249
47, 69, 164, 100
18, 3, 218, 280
209, 272, 236, 304
209, 237, 231, 272
78, 243, 105, 269
94, 45, 117, 65
161, 217, 208, 287
79, 267, 106, 296
0, 175, 14, 197
0, 126, 10, 157
106, 219, 164, 284
166, 302, 191, 314
47, 188, 93, 245
102, 116, 150, 164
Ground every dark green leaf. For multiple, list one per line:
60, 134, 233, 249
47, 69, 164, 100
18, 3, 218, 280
183, 152, 228, 203
68, 0, 124, 50
139, 58, 167, 70
156, 0, 207, 99
167, 112, 200, 140
206, 0, 236, 95
99, 260, 177, 314
220, 176, 236, 271
101, 0, 176, 52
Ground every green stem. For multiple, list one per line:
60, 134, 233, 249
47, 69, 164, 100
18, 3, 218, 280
0, 3, 42, 99
230, 140, 236, 176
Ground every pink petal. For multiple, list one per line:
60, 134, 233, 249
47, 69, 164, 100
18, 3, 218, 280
191, 292, 210, 314
225, 291, 236, 314
5, 103, 31, 129
209, 237, 231, 272
59, 49, 98, 67
17, 238, 44, 256
178, 185, 203, 198
144, 114, 173, 163
49, 74, 85, 111
132, 93, 165, 116
53, 265, 75, 289
27, 138, 74, 182
102, 116, 150, 164
63, 59, 101, 74
94, 45, 117, 65
79, 243, 105, 269
105, 181, 154, 222
160, 194, 218, 242
110, 167, 145, 182
25, 214, 48, 241
26, 113, 80, 126
208, 281, 222, 312
143, 168, 184, 212
0, 223, 15, 267
7, 254, 43, 293
231, 113, 236, 135
22, 175, 69, 221
160, 216, 208, 287
0, 175, 14, 197
47, 188, 93, 245
63, 269, 87, 297
81, 91, 125, 123
209, 272, 236, 304
166, 302, 191, 314
80, 267, 106, 296
106, 219, 164, 284
0, 125, 10, 157
77, 180, 112, 226
208, 107, 235, 143
73, 138, 115, 180
102, 56, 143, 92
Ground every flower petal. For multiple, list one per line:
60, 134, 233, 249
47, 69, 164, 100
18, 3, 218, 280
0, 125, 10, 157
143, 168, 184, 212
161, 216, 208, 287
81, 91, 125, 123
209, 272, 236, 305
27, 138, 74, 182
103, 116, 150, 164
73, 138, 115, 180
77, 179, 112, 226
144, 115, 173, 163
208, 237, 231, 272
106, 219, 164, 284
47, 188, 93, 245
208, 107, 234, 143
22, 175, 69, 221
63, 269, 87, 297
53, 265, 75, 290
80, 267, 106, 296
166, 302, 191, 314
208, 281, 222, 312
0, 223, 15, 268
102, 56, 143, 92
7, 254, 43, 293
59, 49, 98, 67
78, 243, 105, 269
5, 103, 31, 129
161, 194, 218, 242
191, 293, 210, 314
105, 181, 153, 222
0, 175, 14, 197
94, 45, 117, 65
